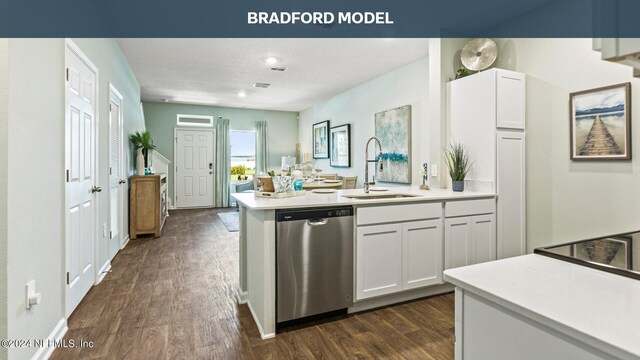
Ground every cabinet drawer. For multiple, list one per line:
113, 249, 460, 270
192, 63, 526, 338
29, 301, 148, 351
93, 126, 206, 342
445, 199, 495, 218
357, 202, 441, 226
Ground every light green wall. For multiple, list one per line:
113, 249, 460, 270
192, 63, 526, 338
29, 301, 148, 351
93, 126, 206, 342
5, 39, 144, 359
0, 38, 8, 360
443, 38, 640, 252
299, 57, 429, 188
493, 38, 640, 251
143, 102, 299, 203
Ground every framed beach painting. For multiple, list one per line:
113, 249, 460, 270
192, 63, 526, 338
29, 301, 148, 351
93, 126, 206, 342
570, 83, 631, 160
330, 124, 351, 167
313, 120, 330, 159
375, 105, 411, 183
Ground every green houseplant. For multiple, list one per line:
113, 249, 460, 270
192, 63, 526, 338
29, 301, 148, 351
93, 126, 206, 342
444, 142, 472, 192
129, 131, 157, 170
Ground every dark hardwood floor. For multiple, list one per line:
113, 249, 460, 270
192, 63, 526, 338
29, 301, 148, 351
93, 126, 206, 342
51, 208, 455, 360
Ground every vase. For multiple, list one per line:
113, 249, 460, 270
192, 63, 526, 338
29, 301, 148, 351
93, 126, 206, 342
143, 148, 152, 168
452, 180, 464, 192
136, 148, 145, 175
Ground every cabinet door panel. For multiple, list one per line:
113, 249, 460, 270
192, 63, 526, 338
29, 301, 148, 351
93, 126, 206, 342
403, 219, 443, 290
444, 217, 472, 270
497, 131, 526, 259
471, 214, 496, 265
496, 71, 525, 129
356, 224, 402, 300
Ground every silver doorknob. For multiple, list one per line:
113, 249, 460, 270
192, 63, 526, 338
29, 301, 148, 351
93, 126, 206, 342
91, 186, 102, 193
119, 180, 126, 184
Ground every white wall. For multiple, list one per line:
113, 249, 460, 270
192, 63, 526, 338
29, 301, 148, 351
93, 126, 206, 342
299, 57, 429, 187
7, 39, 66, 360
6, 39, 144, 359
491, 39, 640, 251
440, 38, 640, 252
0, 38, 8, 360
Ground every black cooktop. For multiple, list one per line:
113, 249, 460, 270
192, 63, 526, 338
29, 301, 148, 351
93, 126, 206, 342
534, 231, 640, 281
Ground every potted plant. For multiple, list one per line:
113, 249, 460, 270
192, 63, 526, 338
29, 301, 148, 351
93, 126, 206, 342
444, 142, 472, 192
130, 131, 156, 175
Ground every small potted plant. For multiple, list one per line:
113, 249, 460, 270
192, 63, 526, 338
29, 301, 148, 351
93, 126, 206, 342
130, 131, 156, 175
444, 142, 472, 192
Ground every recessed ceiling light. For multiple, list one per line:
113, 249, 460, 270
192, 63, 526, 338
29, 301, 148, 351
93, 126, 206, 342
264, 57, 279, 65
237, 91, 247, 98
161, 98, 169, 102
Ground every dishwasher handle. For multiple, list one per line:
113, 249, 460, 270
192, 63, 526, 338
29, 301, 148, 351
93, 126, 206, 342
307, 218, 329, 226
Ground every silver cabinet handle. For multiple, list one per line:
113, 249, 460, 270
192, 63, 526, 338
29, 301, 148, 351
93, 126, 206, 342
91, 186, 102, 193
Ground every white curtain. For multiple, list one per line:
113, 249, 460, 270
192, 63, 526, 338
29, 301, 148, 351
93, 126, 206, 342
255, 120, 269, 174
215, 118, 230, 207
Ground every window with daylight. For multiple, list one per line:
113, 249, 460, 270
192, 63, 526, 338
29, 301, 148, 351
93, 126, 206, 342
230, 130, 256, 180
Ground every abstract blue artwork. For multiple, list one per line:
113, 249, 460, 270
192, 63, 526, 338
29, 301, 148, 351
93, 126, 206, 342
375, 105, 411, 183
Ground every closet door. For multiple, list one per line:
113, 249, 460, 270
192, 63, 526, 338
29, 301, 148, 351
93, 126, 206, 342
497, 131, 526, 259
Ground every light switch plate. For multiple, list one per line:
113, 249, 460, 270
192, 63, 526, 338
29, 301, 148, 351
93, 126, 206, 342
431, 164, 438, 177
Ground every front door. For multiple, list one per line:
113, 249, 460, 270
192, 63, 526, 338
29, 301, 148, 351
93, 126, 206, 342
109, 85, 125, 260
65, 41, 98, 316
175, 128, 215, 208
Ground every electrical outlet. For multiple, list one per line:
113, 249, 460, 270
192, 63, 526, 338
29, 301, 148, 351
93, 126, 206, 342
431, 164, 438, 177
103, 224, 107, 238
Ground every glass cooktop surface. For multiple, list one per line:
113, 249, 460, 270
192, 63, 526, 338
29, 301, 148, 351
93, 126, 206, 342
534, 231, 640, 280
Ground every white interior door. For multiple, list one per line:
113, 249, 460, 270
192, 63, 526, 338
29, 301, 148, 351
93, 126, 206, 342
109, 85, 124, 260
65, 41, 98, 316
175, 128, 215, 208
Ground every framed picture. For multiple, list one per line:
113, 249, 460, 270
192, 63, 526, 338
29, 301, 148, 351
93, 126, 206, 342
313, 120, 330, 159
330, 124, 351, 167
375, 105, 411, 183
570, 83, 631, 160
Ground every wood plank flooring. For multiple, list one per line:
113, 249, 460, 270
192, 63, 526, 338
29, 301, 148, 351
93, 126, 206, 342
51, 208, 455, 360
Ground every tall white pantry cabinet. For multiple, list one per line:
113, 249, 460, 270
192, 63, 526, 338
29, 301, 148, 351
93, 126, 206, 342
448, 68, 526, 259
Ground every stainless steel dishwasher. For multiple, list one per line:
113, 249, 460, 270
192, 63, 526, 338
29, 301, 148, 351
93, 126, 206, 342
276, 206, 354, 323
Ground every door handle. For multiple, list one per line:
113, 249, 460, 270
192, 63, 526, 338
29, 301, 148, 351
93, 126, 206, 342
119, 180, 126, 184
209, 162, 213, 169
307, 218, 328, 226
91, 186, 102, 193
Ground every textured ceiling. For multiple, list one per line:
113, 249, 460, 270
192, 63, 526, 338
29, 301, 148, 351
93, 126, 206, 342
117, 39, 429, 112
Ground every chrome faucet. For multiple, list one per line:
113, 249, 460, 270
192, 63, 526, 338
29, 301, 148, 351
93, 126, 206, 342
364, 137, 383, 193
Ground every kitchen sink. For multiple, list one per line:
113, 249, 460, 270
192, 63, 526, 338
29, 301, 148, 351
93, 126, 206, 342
341, 194, 422, 200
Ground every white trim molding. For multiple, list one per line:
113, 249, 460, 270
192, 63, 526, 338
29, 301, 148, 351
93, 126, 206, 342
247, 301, 275, 340
31, 318, 67, 360
95, 261, 112, 285
121, 235, 130, 250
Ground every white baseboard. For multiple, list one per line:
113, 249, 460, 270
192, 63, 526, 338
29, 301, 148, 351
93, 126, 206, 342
234, 284, 248, 304
31, 318, 67, 360
95, 261, 112, 285
349, 283, 454, 313
120, 235, 130, 250
246, 301, 275, 340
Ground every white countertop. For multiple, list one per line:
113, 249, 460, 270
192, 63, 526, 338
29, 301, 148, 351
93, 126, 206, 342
232, 186, 496, 210
444, 254, 640, 360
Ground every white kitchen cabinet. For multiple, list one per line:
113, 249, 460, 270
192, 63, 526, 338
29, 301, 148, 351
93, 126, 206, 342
402, 219, 443, 290
356, 203, 444, 301
356, 223, 403, 300
444, 215, 496, 270
444, 199, 496, 270
497, 131, 526, 258
449, 68, 526, 259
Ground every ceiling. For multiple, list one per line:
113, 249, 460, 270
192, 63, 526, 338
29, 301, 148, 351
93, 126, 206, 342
117, 39, 429, 112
